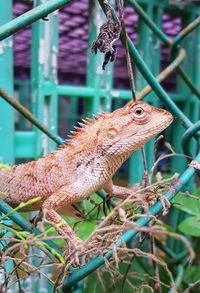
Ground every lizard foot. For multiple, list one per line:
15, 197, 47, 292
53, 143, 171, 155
74, 239, 86, 255
64, 239, 86, 266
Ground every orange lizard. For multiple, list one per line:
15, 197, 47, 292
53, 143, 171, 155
0, 101, 173, 251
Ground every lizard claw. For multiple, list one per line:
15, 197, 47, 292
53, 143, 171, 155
74, 240, 86, 266
74, 239, 86, 254
64, 239, 86, 266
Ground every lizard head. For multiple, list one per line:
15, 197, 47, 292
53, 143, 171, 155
96, 101, 173, 158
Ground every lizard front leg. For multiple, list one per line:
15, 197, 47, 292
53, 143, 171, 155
103, 181, 156, 206
42, 184, 86, 252
103, 180, 134, 199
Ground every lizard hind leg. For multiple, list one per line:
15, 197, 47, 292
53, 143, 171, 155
42, 185, 86, 260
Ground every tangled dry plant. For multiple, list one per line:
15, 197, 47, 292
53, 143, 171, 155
0, 141, 196, 291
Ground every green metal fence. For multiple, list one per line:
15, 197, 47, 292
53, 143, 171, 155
0, 0, 200, 292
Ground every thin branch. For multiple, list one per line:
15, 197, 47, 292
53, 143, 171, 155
118, 0, 136, 101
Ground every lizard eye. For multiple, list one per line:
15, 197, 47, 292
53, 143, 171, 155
130, 104, 151, 124
134, 107, 144, 116
107, 128, 118, 139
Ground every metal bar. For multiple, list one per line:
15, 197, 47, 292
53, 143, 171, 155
168, 265, 184, 293
31, 5, 60, 156
0, 0, 14, 276
127, 0, 171, 45
177, 67, 200, 99
155, 239, 177, 259
58, 85, 133, 100
57, 83, 186, 103
0, 2, 14, 165
86, 0, 108, 114
0, 0, 72, 41
63, 152, 200, 289
30, 1, 60, 290
15, 131, 36, 158
57, 85, 96, 97
130, 2, 154, 184
172, 16, 200, 49
182, 121, 200, 156
0, 199, 62, 254
72, 280, 84, 293
170, 15, 200, 100
136, 48, 186, 101
0, 88, 64, 145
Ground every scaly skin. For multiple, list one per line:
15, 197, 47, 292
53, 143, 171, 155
0, 101, 173, 249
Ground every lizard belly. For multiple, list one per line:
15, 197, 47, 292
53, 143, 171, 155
76, 163, 113, 196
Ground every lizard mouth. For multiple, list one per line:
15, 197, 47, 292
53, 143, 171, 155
140, 111, 173, 138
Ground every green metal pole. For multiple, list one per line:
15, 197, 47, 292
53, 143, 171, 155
0, 0, 73, 41
0, 199, 62, 253
29, 1, 60, 291
31, 0, 59, 157
86, 0, 103, 114
129, 2, 153, 185
0, 0, 14, 277
0, 1, 14, 165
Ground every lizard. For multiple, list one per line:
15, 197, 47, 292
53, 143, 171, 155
0, 101, 173, 252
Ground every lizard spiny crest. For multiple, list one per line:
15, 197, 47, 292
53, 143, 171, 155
64, 112, 107, 143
